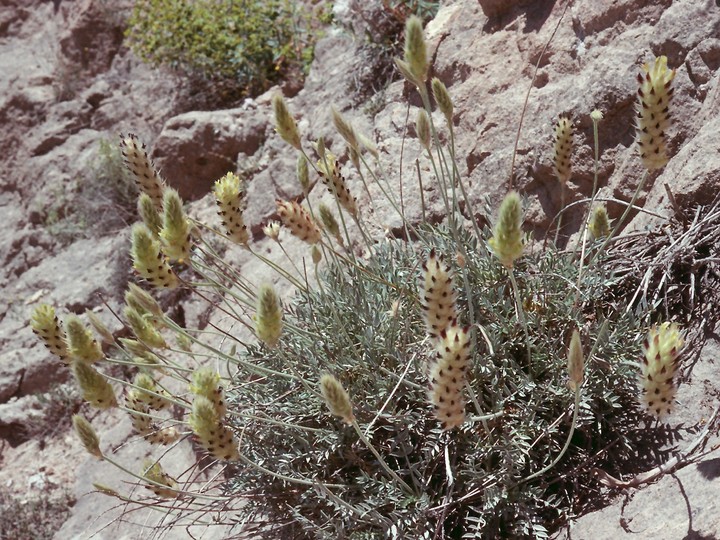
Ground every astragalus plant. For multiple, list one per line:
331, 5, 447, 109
30, 15, 720, 540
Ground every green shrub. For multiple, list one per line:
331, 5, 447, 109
126, 0, 316, 99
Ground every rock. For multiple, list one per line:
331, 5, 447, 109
477, 0, 534, 20
0, 234, 128, 405
152, 107, 268, 200
57, 0, 125, 80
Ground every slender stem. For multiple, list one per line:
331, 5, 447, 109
507, 268, 532, 375
553, 184, 565, 246
520, 385, 581, 483
593, 169, 650, 261
101, 455, 226, 501
351, 419, 415, 495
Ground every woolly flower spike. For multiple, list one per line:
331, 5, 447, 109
331, 106, 358, 151
358, 132, 379, 160
142, 460, 178, 498
320, 374, 354, 425
126, 390, 178, 445
72, 361, 117, 409
318, 203, 343, 245
126, 283, 164, 319
297, 155, 310, 193
85, 310, 114, 345
416, 109, 431, 151
189, 395, 240, 461
190, 368, 227, 418
403, 16, 428, 84
276, 200, 322, 244
489, 191, 525, 269
137, 193, 162, 237
214, 172, 249, 246
636, 56, 675, 170
72, 415, 102, 459
640, 322, 684, 418
120, 133, 166, 210
429, 323, 471, 430
588, 205, 611, 239
553, 116, 573, 184
159, 189, 192, 262
272, 94, 301, 150
263, 221, 281, 241
125, 306, 167, 349
65, 315, 103, 364
421, 249, 457, 339
93, 483, 119, 497
255, 284, 283, 348
431, 78, 453, 124
134, 373, 171, 411
311, 245, 322, 264
30, 304, 68, 362
317, 153, 358, 217
567, 329, 584, 391
131, 223, 178, 288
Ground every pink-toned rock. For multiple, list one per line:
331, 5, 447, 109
152, 107, 268, 201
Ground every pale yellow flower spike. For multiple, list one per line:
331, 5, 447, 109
636, 56, 675, 170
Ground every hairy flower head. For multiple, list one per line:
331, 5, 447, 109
416, 109, 431, 151
255, 284, 283, 348
214, 172, 249, 245
553, 116, 573, 184
126, 283, 164, 319
30, 304, 68, 362
72, 414, 102, 459
429, 323, 471, 430
189, 395, 239, 461
297, 155, 310, 193
403, 16, 428, 84
640, 322, 683, 418
131, 223, 178, 288
331, 106, 358, 151
588, 205, 611, 239
431, 78, 453, 124
489, 191, 525, 269
263, 221, 281, 241
134, 372, 171, 410
72, 361, 117, 409
317, 152, 358, 216
320, 374, 354, 425
65, 315, 103, 364
85, 310, 114, 345
159, 188, 192, 262
142, 460, 178, 498
318, 203, 343, 245
567, 329, 584, 391
276, 200, 322, 244
124, 306, 167, 349
272, 94, 301, 150
421, 249, 457, 339
137, 193, 162, 237
636, 56, 675, 170
190, 368, 227, 418
120, 133, 166, 210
